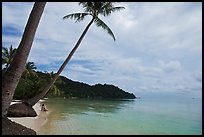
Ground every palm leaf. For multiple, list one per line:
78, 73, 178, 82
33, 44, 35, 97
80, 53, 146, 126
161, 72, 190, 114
103, 6, 125, 16
2, 58, 8, 64
2, 47, 9, 58
63, 13, 90, 23
26, 62, 37, 70
79, 2, 95, 13
111, 6, 125, 12
94, 17, 116, 41
22, 69, 30, 79
2, 45, 17, 69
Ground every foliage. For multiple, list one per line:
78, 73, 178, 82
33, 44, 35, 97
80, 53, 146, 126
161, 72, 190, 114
55, 76, 136, 99
22, 62, 38, 79
2, 45, 38, 79
13, 71, 62, 99
63, 2, 125, 41
13, 71, 136, 99
2, 45, 17, 70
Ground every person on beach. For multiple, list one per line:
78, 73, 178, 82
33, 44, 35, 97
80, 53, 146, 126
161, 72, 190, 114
41, 103, 48, 111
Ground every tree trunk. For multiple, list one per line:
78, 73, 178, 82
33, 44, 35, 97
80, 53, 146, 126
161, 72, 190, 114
25, 17, 95, 106
2, 2, 46, 117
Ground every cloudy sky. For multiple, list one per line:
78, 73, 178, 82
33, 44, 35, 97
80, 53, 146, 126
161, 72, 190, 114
2, 2, 202, 97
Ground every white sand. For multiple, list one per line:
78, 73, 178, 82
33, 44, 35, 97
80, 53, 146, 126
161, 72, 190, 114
8, 99, 50, 133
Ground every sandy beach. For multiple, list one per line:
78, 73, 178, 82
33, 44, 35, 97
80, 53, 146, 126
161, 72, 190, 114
8, 99, 50, 134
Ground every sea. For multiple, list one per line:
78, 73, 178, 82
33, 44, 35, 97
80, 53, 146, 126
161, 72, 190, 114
37, 91, 202, 135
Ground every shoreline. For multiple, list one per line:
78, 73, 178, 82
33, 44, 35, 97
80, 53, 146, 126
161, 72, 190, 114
8, 99, 50, 134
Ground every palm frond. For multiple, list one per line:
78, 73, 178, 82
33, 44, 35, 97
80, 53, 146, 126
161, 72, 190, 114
103, 6, 125, 16
79, 2, 95, 13
2, 58, 8, 64
26, 62, 37, 70
2, 45, 17, 68
63, 13, 90, 23
111, 6, 125, 12
22, 69, 30, 79
2, 47, 9, 58
23, 62, 38, 78
11, 49, 17, 58
94, 17, 116, 41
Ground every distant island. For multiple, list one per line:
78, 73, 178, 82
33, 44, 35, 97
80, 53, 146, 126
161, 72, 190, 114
14, 71, 136, 100
55, 75, 136, 99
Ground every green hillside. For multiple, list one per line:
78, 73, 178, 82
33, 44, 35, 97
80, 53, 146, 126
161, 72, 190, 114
14, 71, 136, 99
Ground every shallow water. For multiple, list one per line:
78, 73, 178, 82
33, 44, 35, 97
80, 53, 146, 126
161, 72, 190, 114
38, 92, 202, 135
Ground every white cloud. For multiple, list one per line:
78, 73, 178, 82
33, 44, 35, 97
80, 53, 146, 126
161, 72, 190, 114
2, 2, 33, 32
159, 60, 182, 73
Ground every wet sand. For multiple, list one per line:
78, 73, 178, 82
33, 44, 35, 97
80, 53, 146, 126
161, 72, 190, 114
8, 100, 50, 133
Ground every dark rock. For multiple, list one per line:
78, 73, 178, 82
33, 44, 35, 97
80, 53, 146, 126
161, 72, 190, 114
7, 103, 37, 117
2, 116, 36, 135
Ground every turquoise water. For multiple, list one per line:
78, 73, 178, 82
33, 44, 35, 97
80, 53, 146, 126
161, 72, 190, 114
38, 92, 202, 135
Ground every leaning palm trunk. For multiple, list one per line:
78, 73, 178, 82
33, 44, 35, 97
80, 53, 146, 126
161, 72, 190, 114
2, 2, 46, 117
25, 17, 95, 106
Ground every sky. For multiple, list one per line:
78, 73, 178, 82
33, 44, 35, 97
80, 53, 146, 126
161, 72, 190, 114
2, 2, 202, 97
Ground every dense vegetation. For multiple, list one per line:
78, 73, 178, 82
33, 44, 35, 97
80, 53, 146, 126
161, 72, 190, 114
13, 71, 136, 100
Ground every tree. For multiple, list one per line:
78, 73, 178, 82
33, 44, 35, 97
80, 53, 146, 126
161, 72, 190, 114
2, 45, 17, 70
2, 46, 37, 79
22, 62, 38, 79
2, 2, 46, 117
25, 2, 125, 106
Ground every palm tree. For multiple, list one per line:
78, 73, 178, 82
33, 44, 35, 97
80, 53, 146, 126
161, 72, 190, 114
2, 2, 46, 117
2, 45, 17, 70
47, 72, 62, 96
22, 62, 38, 79
25, 2, 125, 106
2, 46, 38, 80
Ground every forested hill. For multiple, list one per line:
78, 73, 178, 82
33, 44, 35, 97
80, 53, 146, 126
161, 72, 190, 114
14, 71, 136, 99
55, 75, 136, 99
